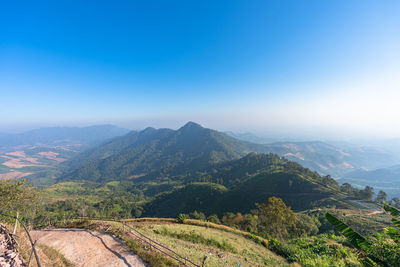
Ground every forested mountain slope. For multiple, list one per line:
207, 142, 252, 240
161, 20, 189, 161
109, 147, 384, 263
60, 122, 398, 183
60, 122, 265, 182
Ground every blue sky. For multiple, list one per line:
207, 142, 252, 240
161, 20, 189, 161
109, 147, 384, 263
1, 1, 399, 138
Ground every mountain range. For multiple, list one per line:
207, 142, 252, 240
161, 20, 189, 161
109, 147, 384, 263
0, 125, 130, 151
59, 122, 399, 183
59, 122, 263, 182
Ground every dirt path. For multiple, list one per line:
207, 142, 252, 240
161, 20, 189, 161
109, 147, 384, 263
366, 210, 384, 216
31, 229, 147, 267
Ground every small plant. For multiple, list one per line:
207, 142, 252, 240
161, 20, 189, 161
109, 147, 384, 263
177, 213, 187, 223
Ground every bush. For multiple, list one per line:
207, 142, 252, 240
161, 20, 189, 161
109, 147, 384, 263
176, 214, 187, 223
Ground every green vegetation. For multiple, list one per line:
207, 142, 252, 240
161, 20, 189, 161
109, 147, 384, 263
2, 129, 398, 267
127, 221, 287, 266
326, 204, 400, 266
267, 234, 361, 266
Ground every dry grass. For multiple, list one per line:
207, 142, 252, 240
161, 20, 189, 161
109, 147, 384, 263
123, 217, 269, 247
124, 220, 289, 267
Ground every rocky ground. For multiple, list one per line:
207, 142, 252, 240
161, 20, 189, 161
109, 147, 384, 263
0, 224, 25, 267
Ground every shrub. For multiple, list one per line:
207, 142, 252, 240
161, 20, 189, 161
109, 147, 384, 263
177, 213, 187, 223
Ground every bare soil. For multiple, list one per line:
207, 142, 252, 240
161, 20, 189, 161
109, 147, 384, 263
0, 171, 33, 180
31, 229, 147, 267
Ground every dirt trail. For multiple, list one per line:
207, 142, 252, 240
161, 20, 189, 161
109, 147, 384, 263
31, 229, 147, 267
366, 210, 384, 216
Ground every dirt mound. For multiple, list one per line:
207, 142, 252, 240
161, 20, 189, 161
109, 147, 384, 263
0, 224, 26, 267
31, 228, 147, 267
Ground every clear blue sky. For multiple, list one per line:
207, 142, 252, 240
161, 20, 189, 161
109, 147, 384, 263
1, 1, 399, 138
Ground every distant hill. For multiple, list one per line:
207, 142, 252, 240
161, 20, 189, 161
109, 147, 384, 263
258, 141, 397, 176
0, 125, 131, 186
60, 122, 264, 182
0, 125, 131, 150
339, 165, 400, 198
224, 131, 280, 144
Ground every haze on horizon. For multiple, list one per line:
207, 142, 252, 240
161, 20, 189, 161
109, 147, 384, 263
1, 1, 400, 140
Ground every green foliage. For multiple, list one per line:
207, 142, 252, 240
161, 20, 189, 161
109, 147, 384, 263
375, 190, 388, 203
207, 214, 221, 224
267, 234, 361, 266
325, 213, 370, 250
0, 179, 41, 224
383, 203, 400, 217
256, 197, 298, 240
176, 214, 187, 223
153, 226, 237, 253
326, 206, 400, 266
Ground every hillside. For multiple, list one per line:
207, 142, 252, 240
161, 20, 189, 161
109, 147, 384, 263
60, 122, 264, 182
143, 171, 340, 217
141, 153, 362, 217
59, 122, 399, 184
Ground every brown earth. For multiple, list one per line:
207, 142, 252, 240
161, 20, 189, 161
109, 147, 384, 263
0, 171, 33, 180
37, 151, 67, 162
31, 229, 147, 267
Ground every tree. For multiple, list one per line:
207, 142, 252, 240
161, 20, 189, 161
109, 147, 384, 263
256, 197, 297, 239
359, 186, 374, 201
322, 175, 339, 189
391, 197, 400, 208
375, 190, 387, 203
340, 183, 353, 194
207, 214, 221, 224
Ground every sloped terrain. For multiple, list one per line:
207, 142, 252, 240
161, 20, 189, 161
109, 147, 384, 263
60, 122, 263, 182
123, 220, 289, 267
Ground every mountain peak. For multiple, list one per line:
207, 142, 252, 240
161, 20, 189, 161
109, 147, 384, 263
141, 127, 157, 134
180, 121, 204, 130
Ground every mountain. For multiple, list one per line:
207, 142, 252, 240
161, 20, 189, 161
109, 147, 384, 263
258, 141, 398, 176
0, 125, 131, 150
339, 165, 400, 198
224, 131, 280, 144
60, 122, 399, 182
60, 122, 264, 182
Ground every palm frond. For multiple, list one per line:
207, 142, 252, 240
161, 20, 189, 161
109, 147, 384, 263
325, 212, 370, 250
383, 204, 400, 217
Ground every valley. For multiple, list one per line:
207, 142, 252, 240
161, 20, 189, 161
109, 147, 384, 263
1, 122, 400, 267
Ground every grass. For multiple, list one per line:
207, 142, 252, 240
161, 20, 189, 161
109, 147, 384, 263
37, 244, 74, 267
126, 221, 289, 266
53, 218, 288, 266
123, 217, 269, 246
153, 226, 238, 253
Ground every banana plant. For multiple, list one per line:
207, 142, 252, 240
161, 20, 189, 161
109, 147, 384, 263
383, 203, 400, 241
325, 212, 370, 250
